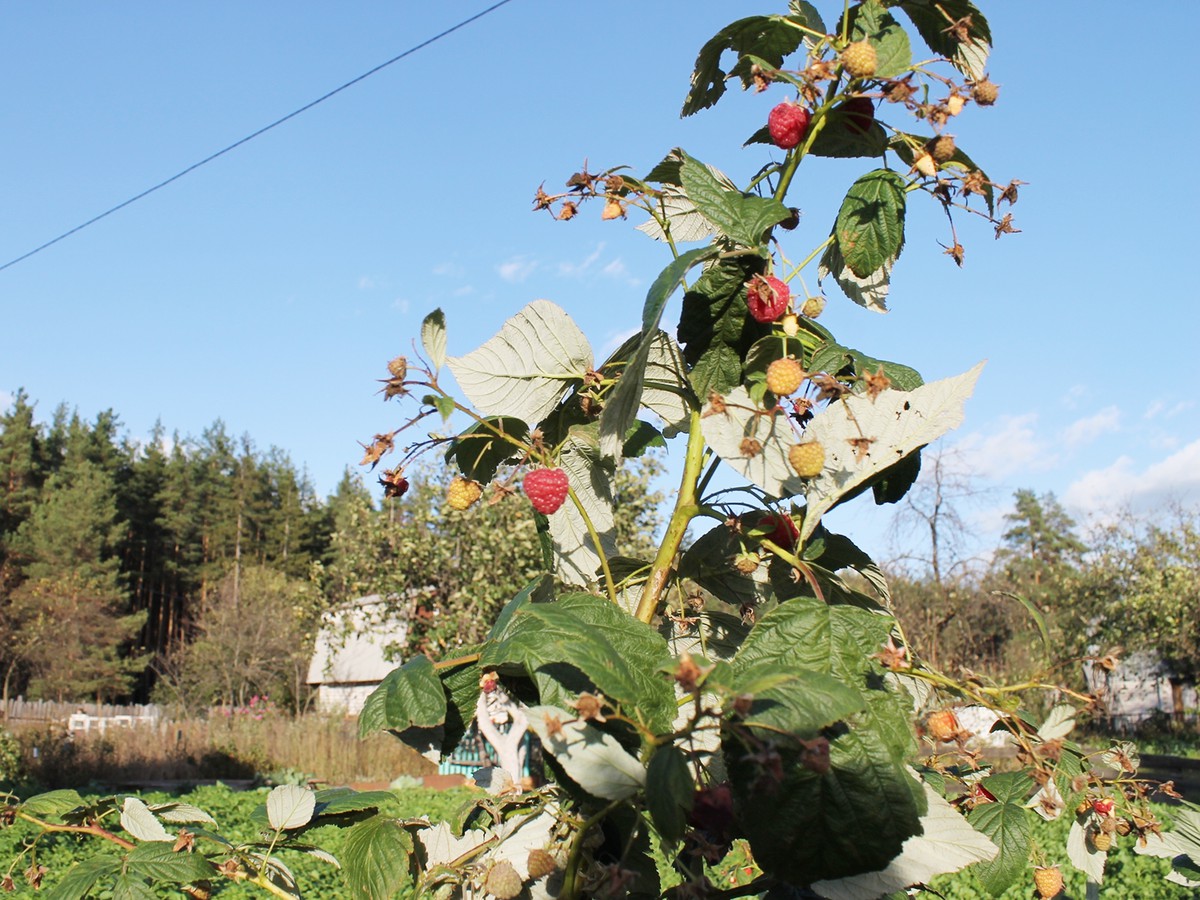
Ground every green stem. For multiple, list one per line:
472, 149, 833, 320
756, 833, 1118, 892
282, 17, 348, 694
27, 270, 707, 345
635, 410, 707, 624
567, 486, 618, 604
15, 813, 135, 850
561, 800, 622, 900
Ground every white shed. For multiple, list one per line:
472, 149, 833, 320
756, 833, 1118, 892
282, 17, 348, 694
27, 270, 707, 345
306, 595, 408, 715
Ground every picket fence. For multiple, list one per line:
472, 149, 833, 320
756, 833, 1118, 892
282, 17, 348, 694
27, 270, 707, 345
1, 697, 163, 728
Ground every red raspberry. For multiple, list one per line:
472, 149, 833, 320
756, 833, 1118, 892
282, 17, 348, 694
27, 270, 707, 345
759, 513, 799, 551
1091, 798, 1115, 817
746, 275, 790, 323
840, 96, 875, 134
768, 102, 811, 150
523, 467, 570, 515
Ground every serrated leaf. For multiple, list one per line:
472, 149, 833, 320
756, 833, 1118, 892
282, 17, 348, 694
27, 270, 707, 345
647, 746, 694, 843
421, 308, 447, 370
697, 365, 983, 544
121, 797, 172, 842
266, 784, 317, 831
42, 858, 121, 900
640, 332, 696, 437
896, 0, 991, 80
357, 654, 447, 737
835, 170, 907, 279
682, 16, 807, 117
148, 802, 216, 825
545, 427, 616, 586
967, 772, 1035, 895
343, 815, 414, 900
1067, 816, 1106, 883
21, 789, 84, 817
799, 362, 984, 540
819, 237, 893, 312
732, 666, 865, 736
111, 874, 159, 900
813, 781, 998, 899
680, 151, 790, 247
314, 788, 395, 819
523, 601, 676, 732
126, 841, 215, 883
526, 705, 645, 800
807, 109, 889, 159
448, 299, 593, 426
638, 150, 735, 244
678, 517, 777, 610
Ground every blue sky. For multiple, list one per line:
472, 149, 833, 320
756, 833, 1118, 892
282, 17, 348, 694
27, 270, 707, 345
2, 2, 1197, 564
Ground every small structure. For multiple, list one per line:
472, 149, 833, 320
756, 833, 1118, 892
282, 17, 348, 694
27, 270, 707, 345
1086, 650, 1199, 729
306, 595, 408, 715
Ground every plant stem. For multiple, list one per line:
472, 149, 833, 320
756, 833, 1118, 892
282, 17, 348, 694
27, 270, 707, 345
561, 800, 622, 900
567, 486, 617, 604
15, 813, 135, 850
635, 410, 707, 624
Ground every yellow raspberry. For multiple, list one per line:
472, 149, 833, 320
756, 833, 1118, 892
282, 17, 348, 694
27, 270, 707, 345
485, 861, 524, 900
526, 849, 558, 880
446, 476, 482, 510
765, 358, 805, 397
787, 441, 825, 478
1033, 865, 1063, 899
841, 41, 878, 79
1090, 831, 1113, 852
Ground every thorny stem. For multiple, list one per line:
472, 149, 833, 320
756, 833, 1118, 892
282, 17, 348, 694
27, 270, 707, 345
635, 410, 707, 624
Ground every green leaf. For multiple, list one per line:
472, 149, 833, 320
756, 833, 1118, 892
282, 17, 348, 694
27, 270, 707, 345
835, 169, 907, 279
680, 151, 790, 248
357, 654, 447, 737
267, 784, 317, 831
42, 858, 121, 900
526, 705, 646, 800
807, 107, 889, 159
849, 2, 913, 77
813, 782, 998, 899
531, 605, 676, 732
806, 341, 924, 391
125, 841, 216, 883
600, 245, 717, 459
447, 299, 593, 426
678, 517, 778, 611
444, 416, 529, 483
111, 874, 159, 900
488, 576, 551, 641
21, 789, 84, 817
967, 772, 1035, 894
682, 16, 808, 117
432, 395, 455, 421
819, 235, 893, 312
147, 801, 216, 825
438, 649, 484, 758
895, 0, 991, 80
483, 592, 675, 730
342, 815, 415, 900
121, 797, 172, 842
313, 788, 395, 819
646, 746, 695, 843
890, 131, 995, 214
731, 666, 865, 735
994, 590, 1052, 655
678, 256, 768, 396
420, 308, 447, 370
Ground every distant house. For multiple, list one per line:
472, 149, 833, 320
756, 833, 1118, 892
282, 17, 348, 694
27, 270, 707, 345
306, 595, 408, 715
1086, 650, 1199, 728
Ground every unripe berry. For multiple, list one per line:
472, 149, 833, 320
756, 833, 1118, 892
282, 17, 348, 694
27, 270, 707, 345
841, 41, 878, 79
1090, 831, 1113, 852
1033, 865, 1064, 899
446, 476, 482, 510
765, 358, 805, 397
928, 134, 956, 162
787, 441, 825, 479
485, 861, 524, 900
925, 708, 961, 743
972, 77, 1000, 106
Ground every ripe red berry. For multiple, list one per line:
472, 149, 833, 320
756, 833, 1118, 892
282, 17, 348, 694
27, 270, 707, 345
523, 467, 570, 515
840, 96, 875, 134
746, 275, 790, 323
768, 102, 811, 150
759, 512, 799, 551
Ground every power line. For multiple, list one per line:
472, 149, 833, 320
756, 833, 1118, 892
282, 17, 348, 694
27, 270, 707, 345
0, 0, 516, 275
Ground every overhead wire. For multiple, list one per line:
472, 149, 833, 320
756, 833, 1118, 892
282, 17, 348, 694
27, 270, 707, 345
0, 0, 516, 274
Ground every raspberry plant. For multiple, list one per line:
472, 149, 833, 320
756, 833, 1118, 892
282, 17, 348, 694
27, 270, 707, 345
5, 2, 1198, 898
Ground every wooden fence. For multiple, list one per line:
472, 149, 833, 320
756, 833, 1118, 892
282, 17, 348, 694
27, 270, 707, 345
1, 697, 163, 726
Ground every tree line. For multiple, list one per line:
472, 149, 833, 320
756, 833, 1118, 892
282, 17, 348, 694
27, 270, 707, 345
0, 390, 664, 711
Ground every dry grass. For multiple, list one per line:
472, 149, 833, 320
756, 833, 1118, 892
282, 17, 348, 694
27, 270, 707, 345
14, 713, 434, 788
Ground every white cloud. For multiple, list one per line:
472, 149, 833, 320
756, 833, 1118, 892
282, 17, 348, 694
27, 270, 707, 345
1064, 438, 1200, 516
1144, 398, 1192, 421
497, 256, 538, 283
599, 327, 640, 359
950, 413, 1053, 480
357, 275, 377, 290
1061, 384, 1088, 409
432, 262, 464, 278
392, 297, 410, 313
452, 284, 475, 297
1060, 405, 1119, 446
557, 243, 604, 277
